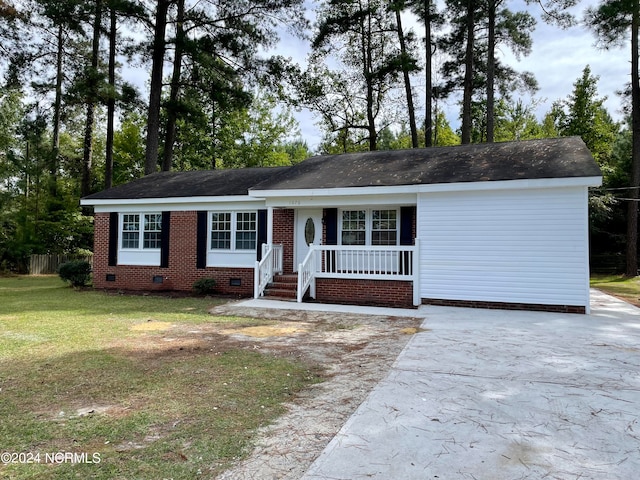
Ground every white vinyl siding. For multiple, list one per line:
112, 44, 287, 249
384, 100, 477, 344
418, 187, 590, 309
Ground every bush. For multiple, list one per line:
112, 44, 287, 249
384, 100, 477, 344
57, 260, 92, 288
193, 277, 217, 295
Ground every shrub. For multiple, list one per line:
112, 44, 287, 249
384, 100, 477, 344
193, 277, 217, 295
57, 260, 92, 288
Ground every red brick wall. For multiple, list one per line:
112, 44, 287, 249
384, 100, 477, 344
422, 298, 586, 314
273, 209, 294, 274
315, 278, 414, 308
93, 211, 254, 295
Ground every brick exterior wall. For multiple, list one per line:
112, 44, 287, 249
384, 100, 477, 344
421, 298, 586, 314
93, 211, 254, 296
273, 208, 295, 274
315, 278, 414, 308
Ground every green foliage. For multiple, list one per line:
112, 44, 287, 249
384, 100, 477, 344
192, 277, 217, 295
494, 99, 545, 141
112, 112, 145, 185
552, 66, 620, 164
432, 111, 461, 146
57, 260, 92, 287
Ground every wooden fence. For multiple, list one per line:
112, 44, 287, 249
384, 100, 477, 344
29, 254, 93, 275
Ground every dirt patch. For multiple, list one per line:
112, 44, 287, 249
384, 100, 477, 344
220, 322, 312, 338
208, 302, 423, 480
130, 321, 175, 331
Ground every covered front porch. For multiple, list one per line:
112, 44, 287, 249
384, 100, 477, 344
253, 203, 420, 308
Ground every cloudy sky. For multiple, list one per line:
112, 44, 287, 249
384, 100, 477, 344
277, 0, 630, 149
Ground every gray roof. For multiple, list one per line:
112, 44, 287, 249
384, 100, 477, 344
83, 167, 290, 200
251, 137, 601, 191
83, 137, 600, 201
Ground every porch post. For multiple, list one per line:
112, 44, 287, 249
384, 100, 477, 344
413, 238, 421, 306
267, 206, 274, 245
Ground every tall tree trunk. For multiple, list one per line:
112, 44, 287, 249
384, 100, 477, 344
50, 23, 63, 199
461, 0, 474, 144
362, 12, 377, 151
425, 0, 433, 147
394, 6, 418, 148
627, 2, 640, 276
105, 5, 116, 189
144, 0, 170, 175
162, 0, 185, 172
486, 0, 496, 143
81, 0, 103, 197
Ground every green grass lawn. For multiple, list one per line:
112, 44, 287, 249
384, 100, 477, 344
591, 274, 640, 307
0, 276, 320, 479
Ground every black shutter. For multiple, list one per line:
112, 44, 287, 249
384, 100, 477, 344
196, 211, 208, 269
400, 206, 415, 245
108, 212, 118, 266
160, 211, 171, 268
257, 209, 267, 261
324, 208, 338, 245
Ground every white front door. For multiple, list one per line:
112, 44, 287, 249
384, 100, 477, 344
295, 209, 323, 270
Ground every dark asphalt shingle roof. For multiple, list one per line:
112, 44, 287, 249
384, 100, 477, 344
251, 136, 600, 191
83, 167, 290, 200
82, 137, 600, 201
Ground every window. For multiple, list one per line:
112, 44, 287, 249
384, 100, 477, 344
372, 210, 397, 245
235, 212, 257, 250
143, 214, 162, 249
210, 212, 231, 249
342, 210, 366, 245
121, 213, 162, 250
122, 214, 139, 249
340, 209, 398, 246
210, 211, 257, 251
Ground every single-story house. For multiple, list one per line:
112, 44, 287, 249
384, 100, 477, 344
81, 136, 602, 313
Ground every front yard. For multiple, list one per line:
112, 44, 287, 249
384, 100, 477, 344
0, 276, 320, 479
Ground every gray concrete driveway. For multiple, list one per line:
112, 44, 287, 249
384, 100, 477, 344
302, 290, 640, 480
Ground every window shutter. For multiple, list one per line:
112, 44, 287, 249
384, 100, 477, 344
108, 212, 118, 266
160, 211, 171, 268
400, 206, 415, 245
257, 209, 267, 261
324, 208, 338, 245
196, 211, 208, 269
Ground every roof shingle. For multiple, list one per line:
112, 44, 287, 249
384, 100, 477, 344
251, 137, 601, 191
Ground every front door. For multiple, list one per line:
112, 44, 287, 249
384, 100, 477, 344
295, 209, 323, 270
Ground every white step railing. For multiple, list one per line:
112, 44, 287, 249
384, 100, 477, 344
254, 244, 283, 298
297, 245, 318, 303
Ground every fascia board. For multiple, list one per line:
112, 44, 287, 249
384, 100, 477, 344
264, 193, 417, 208
85, 196, 266, 213
414, 176, 603, 192
251, 175, 603, 200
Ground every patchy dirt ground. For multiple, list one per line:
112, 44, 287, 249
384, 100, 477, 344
203, 302, 423, 480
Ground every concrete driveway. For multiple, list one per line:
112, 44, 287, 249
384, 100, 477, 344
302, 290, 640, 480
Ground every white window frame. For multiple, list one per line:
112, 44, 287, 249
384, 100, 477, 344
118, 212, 162, 266
339, 208, 399, 246
120, 213, 162, 251
208, 210, 257, 253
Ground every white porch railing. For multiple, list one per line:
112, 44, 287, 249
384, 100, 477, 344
254, 244, 283, 298
297, 240, 420, 306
